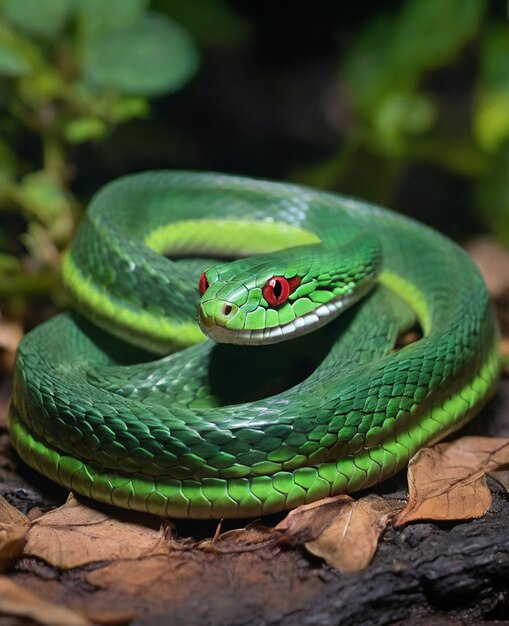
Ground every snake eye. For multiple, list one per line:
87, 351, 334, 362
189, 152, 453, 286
199, 272, 209, 297
263, 276, 293, 307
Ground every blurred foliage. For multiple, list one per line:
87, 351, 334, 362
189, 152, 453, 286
0, 0, 198, 321
0, 0, 508, 324
296, 0, 508, 242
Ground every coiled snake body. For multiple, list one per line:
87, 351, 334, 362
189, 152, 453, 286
8, 172, 500, 518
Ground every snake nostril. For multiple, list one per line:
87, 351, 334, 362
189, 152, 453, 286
222, 304, 233, 317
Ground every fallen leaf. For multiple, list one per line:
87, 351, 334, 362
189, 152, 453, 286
395, 437, 509, 526
27, 506, 47, 522
0, 318, 23, 373
304, 495, 403, 572
83, 609, 137, 626
468, 237, 509, 300
197, 523, 280, 553
501, 338, 509, 376
468, 237, 509, 376
0, 575, 91, 626
0, 496, 27, 526
0, 495, 29, 571
488, 467, 509, 490
276, 494, 354, 543
24, 494, 172, 569
86, 554, 199, 598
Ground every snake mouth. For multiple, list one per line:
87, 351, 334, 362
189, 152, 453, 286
199, 292, 358, 346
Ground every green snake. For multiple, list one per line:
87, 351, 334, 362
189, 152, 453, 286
8, 172, 501, 519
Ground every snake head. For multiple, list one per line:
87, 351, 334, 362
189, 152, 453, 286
197, 242, 380, 346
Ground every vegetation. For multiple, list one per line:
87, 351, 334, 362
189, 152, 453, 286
0, 0, 198, 318
0, 0, 508, 323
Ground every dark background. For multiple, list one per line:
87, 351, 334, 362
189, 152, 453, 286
1, 0, 508, 320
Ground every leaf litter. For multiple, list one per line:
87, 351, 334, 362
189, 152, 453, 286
0, 495, 29, 572
0, 438, 506, 623
395, 436, 509, 525
2, 433, 504, 593
0, 575, 92, 626
24, 493, 173, 569
0, 236, 507, 622
468, 236, 509, 373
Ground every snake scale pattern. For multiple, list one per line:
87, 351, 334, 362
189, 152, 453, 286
8, 172, 500, 518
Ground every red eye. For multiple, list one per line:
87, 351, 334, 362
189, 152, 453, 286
199, 272, 209, 296
263, 275, 301, 307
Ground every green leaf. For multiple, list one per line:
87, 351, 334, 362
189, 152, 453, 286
345, 0, 485, 114
74, 0, 148, 37
109, 96, 149, 123
343, 15, 397, 115
13, 172, 74, 242
0, 22, 41, 77
475, 91, 509, 152
83, 12, 199, 96
2, 0, 72, 39
393, 0, 485, 72
474, 26, 509, 152
0, 40, 28, 76
64, 117, 110, 144
18, 69, 64, 104
0, 253, 21, 273
370, 92, 437, 155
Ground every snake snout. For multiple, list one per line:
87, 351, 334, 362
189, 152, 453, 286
198, 300, 238, 332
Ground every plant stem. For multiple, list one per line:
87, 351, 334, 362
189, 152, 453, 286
42, 132, 68, 183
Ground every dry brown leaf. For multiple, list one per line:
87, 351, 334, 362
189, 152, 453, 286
86, 554, 200, 599
24, 494, 172, 569
0, 318, 23, 372
0, 495, 29, 527
0, 575, 91, 626
488, 467, 509, 490
304, 495, 403, 572
468, 237, 509, 376
467, 237, 509, 300
276, 494, 354, 543
395, 437, 509, 526
27, 506, 47, 522
197, 523, 280, 553
501, 338, 509, 376
83, 609, 137, 626
0, 495, 29, 571
275, 494, 403, 572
